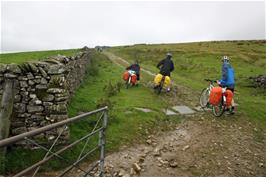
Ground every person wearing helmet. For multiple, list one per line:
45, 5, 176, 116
217, 56, 235, 113
126, 60, 140, 80
157, 53, 174, 77
218, 56, 235, 90
154, 53, 174, 91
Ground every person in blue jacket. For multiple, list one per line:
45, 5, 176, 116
217, 56, 235, 113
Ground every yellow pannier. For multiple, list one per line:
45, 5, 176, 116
154, 74, 171, 88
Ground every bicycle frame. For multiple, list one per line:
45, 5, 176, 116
205, 79, 215, 97
126, 70, 136, 88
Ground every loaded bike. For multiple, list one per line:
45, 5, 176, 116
200, 79, 233, 117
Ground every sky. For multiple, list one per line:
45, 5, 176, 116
1, 0, 265, 53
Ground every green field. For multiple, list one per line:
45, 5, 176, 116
0, 49, 80, 64
1, 51, 180, 174
107, 40, 266, 122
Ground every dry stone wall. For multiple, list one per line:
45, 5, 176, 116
0, 48, 92, 143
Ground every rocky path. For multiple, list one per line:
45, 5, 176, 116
100, 52, 266, 177
66, 52, 266, 177
69, 116, 265, 177
102, 117, 265, 177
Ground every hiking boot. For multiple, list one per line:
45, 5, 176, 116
225, 107, 235, 115
230, 106, 235, 115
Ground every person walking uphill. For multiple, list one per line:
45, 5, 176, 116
154, 53, 174, 92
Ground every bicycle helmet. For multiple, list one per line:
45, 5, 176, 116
222, 56, 230, 63
166, 52, 172, 57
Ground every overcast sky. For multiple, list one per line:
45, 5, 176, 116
1, 1, 265, 53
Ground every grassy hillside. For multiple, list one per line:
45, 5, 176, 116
2, 51, 180, 174
0, 49, 80, 64
107, 40, 266, 122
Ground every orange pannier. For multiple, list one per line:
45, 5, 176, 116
209, 87, 222, 106
131, 74, 137, 84
123, 71, 129, 81
225, 89, 234, 107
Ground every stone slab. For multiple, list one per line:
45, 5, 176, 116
194, 106, 204, 112
134, 107, 153, 113
172, 105, 195, 114
163, 109, 177, 116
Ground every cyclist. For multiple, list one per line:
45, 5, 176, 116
154, 53, 174, 91
126, 60, 140, 81
217, 56, 235, 114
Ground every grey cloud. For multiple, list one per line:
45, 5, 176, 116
1, 1, 265, 53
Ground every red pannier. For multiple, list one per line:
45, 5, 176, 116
225, 89, 233, 107
209, 87, 222, 106
123, 71, 129, 81
130, 74, 137, 84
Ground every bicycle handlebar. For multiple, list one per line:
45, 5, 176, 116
204, 79, 217, 83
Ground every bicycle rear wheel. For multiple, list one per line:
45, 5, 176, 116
199, 88, 209, 108
156, 78, 164, 95
212, 99, 225, 117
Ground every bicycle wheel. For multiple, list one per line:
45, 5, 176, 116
156, 85, 162, 95
126, 77, 131, 89
156, 78, 164, 95
199, 88, 209, 108
212, 99, 225, 117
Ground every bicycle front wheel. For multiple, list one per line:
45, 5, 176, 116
212, 100, 225, 117
126, 77, 131, 89
199, 88, 209, 108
